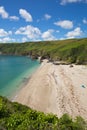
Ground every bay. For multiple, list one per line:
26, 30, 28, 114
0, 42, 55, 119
0, 55, 40, 98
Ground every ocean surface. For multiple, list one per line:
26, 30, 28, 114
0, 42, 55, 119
0, 55, 40, 99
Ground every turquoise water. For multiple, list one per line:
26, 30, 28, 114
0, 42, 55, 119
0, 55, 40, 98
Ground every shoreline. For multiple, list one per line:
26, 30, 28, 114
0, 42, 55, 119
11, 63, 40, 102
15, 60, 87, 119
11, 76, 31, 102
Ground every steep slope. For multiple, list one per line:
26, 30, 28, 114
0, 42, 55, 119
0, 38, 87, 64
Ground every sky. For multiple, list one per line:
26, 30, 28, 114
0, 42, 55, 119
0, 0, 87, 43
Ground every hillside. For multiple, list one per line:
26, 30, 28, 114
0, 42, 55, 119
0, 96, 87, 130
0, 38, 87, 64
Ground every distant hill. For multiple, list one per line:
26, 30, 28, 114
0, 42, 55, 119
0, 38, 87, 64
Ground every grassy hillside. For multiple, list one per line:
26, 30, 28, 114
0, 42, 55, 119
0, 38, 87, 64
0, 96, 87, 130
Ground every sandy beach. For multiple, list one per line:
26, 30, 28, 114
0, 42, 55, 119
15, 60, 87, 119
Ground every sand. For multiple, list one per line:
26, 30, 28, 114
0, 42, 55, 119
15, 60, 87, 119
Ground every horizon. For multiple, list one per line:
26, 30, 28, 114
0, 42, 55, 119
0, 0, 87, 43
0, 37, 87, 44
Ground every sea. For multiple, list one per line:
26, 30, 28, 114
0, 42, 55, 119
0, 55, 40, 99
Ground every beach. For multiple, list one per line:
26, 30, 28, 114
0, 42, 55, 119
15, 60, 87, 119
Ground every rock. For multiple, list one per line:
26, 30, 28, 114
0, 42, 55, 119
70, 64, 73, 67
31, 55, 38, 60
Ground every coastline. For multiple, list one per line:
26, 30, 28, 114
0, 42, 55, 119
15, 60, 87, 119
11, 76, 31, 102
11, 62, 40, 102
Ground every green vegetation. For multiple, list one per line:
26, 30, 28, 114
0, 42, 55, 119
0, 96, 87, 130
0, 39, 87, 129
0, 38, 87, 64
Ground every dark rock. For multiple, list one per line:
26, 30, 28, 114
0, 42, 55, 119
70, 64, 73, 67
31, 55, 38, 60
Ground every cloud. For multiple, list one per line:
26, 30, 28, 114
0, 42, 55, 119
0, 29, 12, 37
59, 37, 66, 40
42, 29, 55, 41
37, 14, 51, 23
0, 6, 19, 21
22, 37, 28, 42
54, 20, 73, 29
9, 16, 19, 21
56, 30, 60, 33
60, 0, 87, 5
66, 27, 83, 38
19, 9, 33, 22
0, 6, 8, 19
83, 18, 87, 24
15, 25, 41, 40
44, 14, 51, 20
0, 37, 15, 43
36, 19, 40, 23
15, 26, 57, 41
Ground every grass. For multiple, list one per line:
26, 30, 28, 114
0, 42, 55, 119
0, 38, 87, 64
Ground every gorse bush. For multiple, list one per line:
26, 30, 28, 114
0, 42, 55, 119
0, 96, 87, 130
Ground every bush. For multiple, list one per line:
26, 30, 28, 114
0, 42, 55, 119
0, 96, 87, 130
